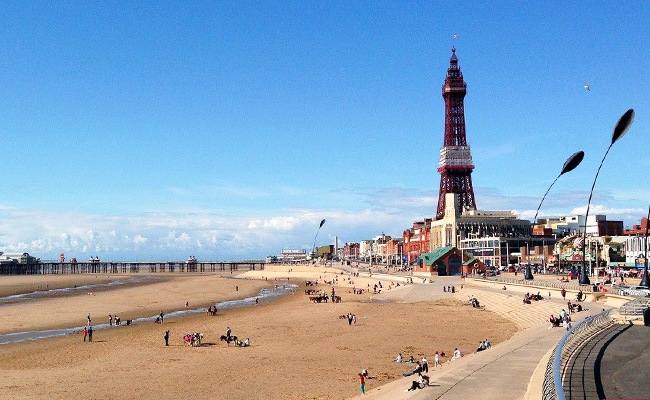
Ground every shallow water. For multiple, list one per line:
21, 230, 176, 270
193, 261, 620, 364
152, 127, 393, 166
0, 276, 159, 306
0, 284, 296, 345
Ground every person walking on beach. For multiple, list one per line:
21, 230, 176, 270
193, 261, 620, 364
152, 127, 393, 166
164, 330, 170, 346
422, 356, 429, 373
561, 288, 566, 300
109, 314, 112, 326
159, 311, 164, 323
83, 326, 87, 342
358, 372, 365, 394
87, 313, 91, 326
88, 326, 93, 342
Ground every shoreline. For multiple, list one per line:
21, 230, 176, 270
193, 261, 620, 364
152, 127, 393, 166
0, 272, 270, 335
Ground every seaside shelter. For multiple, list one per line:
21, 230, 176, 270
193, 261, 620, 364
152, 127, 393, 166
415, 247, 486, 276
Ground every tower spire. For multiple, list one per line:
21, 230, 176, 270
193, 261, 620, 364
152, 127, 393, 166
436, 47, 477, 219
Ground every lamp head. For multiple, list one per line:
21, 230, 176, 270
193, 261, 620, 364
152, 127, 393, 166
560, 151, 585, 176
611, 109, 634, 145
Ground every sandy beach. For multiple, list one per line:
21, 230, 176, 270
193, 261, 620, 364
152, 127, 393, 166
0, 266, 517, 399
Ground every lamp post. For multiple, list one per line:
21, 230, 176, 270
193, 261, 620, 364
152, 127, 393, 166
580, 109, 635, 285
640, 203, 650, 288
525, 151, 585, 280
312, 219, 326, 259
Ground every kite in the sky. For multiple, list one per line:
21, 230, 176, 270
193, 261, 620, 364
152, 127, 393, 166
584, 83, 590, 91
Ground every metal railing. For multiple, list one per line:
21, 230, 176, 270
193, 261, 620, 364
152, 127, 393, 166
619, 296, 650, 316
474, 274, 594, 292
542, 309, 613, 400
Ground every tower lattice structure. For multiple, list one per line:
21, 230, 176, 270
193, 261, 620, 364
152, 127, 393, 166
436, 47, 477, 220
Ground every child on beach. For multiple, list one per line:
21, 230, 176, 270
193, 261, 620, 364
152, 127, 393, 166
434, 352, 440, 367
358, 373, 365, 394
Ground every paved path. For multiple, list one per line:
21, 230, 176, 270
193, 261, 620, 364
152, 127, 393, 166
350, 281, 604, 400
593, 324, 650, 400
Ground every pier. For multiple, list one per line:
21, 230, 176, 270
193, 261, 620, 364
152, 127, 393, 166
0, 261, 265, 275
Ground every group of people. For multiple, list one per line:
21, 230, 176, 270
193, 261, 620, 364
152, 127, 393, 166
476, 339, 491, 352
396, 352, 443, 368
567, 301, 583, 314
396, 359, 431, 392
549, 308, 573, 330
155, 311, 164, 324
443, 286, 456, 293
108, 314, 130, 326
345, 313, 357, 325
82, 325, 93, 342
357, 369, 374, 394
470, 296, 480, 308
206, 305, 218, 316
523, 292, 544, 304
183, 332, 204, 347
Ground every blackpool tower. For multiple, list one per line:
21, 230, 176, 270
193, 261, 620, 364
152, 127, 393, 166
435, 47, 477, 220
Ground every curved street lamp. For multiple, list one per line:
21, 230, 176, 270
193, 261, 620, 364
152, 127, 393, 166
525, 151, 585, 280
580, 109, 635, 285
640, 203, 650, 288
311, 219, 326, 258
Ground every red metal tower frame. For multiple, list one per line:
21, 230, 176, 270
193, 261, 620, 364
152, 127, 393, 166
436, 47, 477, 220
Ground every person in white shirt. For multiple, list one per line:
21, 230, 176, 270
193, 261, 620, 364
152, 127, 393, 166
451, 348, 462, 361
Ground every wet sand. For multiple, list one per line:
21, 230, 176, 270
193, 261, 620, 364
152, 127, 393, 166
0, 273, 267, 334
0, 267, 517, 399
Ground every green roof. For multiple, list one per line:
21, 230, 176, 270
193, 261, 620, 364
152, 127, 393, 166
463, 257, 477, 266
419, 247, 455, 266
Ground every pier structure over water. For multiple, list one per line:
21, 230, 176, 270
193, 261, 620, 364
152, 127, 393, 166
0, 261, 265, 275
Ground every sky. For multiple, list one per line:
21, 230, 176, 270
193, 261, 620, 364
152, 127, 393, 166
1, 1, 649, 261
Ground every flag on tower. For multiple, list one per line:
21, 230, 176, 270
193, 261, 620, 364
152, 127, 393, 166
453, 34, 459, 38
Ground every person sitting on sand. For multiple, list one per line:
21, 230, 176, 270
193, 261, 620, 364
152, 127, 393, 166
451, 348, 462, 361
476, 341, 486, 352
407, 355, 414, 363
244, 338, 250, 347
396, 353, 403, 363
402, 361, 422, 376
402, 361, 422, 377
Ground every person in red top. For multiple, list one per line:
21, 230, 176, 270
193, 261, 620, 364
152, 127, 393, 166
83, 327, 87, 342
358, 373, 365, 394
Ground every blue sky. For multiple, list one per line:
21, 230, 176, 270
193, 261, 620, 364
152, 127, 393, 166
1, 1, 648, 261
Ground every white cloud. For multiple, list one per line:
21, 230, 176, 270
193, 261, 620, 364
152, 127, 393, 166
133, 234, 148, 245
0, 183, 647, 261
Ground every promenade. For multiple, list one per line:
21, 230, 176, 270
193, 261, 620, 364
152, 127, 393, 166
350, 279, 606, 400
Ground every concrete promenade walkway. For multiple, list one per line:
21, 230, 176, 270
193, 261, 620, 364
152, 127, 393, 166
350, 281, 605, 400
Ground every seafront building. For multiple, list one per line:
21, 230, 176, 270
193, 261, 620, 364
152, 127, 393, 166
330, 48, 645, 278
